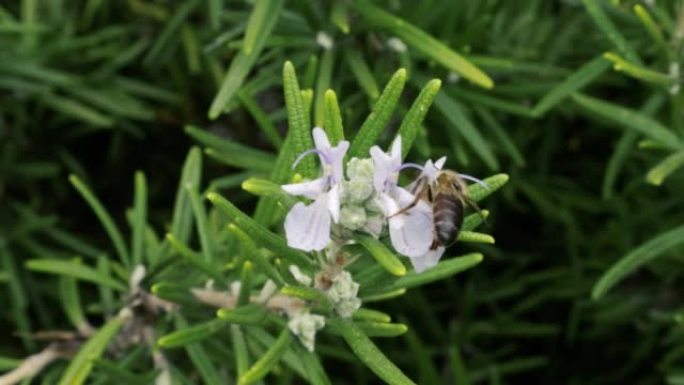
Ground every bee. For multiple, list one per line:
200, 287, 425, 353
393, 169, 482, 250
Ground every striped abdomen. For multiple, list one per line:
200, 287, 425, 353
433, 193, 464, 248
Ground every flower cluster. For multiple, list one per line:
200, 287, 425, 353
283, 127, 457, 272
280, 127, 483, 351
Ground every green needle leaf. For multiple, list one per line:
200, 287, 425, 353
186, 185, 214, 262
467, 174, 509, 202
170, 147, 202, 247
232, 325, 250, 377
323, 90, 345, 145
58, 310, 128, 385
238, 328, 293, 385
58, 276, 88, 332
280, 285, 328, 303
331, 0, 350, 34
353, 308, 392, 323
645, 150, 684, 186
356, 235, 406, 276
603, 52, 674, 85
457, 231, 495, 244
572, 93, 682, 150
216, 305, 269, 325
176, 315, 223, 385
398, 78, 441, 157
69, 175, 130, 267
356, 322, 408, 337
26, 259, 127, 291
532, 55, 611, 117
388, 253, 483, 291
228, 224, 286, 286
158, 319, 227, 348
592, 224, 684, 299
131, 171, 147, 266
208, 0, 284, 119
331, 318, 416, 385
581, 0, 641, 65
602, 130, 638, 199
352, 0, 491, 88
242, 0, 272, 55
345, 49, 380, 99
349, 68, 407, 158
207, 192, 313, 269
166, 233, 223, 281
314, 49, 335, 127
241, 177, 297, 208
634, 4, 669, 57
602, 94, 665, 198
284, 61, 316, 179
238, 262, 253, 306
463, 210, 489, 232
433, 92, 499, 170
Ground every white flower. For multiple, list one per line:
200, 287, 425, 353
282, 127, 349, 251
370, 138, 448, 273
369, 135, 403, 194
288, 310, 325, 352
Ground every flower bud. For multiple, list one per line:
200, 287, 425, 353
288, 311, 325, 352
340, 205, 367, 231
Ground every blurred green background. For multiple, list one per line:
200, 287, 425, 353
2, 0, 684, 384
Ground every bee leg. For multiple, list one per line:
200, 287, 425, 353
464, 197, 487, 224
388, 185, 431, 218
388, 195, 420, 218
408, 176, 428, 195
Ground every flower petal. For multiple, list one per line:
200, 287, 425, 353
389, 200, 434, 258
434, 156, 447, 169
328, 140, 349, 184
282, 177, 328, 199
393, 186, 416, 207
370, 136, 403, 193
390, 136, 402, 162
284, 197, 331, 252
370, 145, 392, 192
422, 159, 440, 183
377, 192, 399, 217
327, 184, 341, 223
408, 246, 445, 273
312, 127, 331, 151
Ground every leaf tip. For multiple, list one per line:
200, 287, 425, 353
392, 264, 407, 277
283, 60, 295, 75
472, 253, 484, 264
206, 191, 221, 204
482, 77, 495, 89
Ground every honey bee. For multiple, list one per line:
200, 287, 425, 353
393, 169, 482, 250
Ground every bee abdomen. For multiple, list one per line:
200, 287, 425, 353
433, 194, 464, 246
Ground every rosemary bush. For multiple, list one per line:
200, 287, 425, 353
2, 1, 684, 384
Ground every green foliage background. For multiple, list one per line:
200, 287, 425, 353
2, 0, 684, 384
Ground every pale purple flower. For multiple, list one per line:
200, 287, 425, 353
384, 155, 488, 272
369, 137, 442, 272
282, 127, 349, 252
